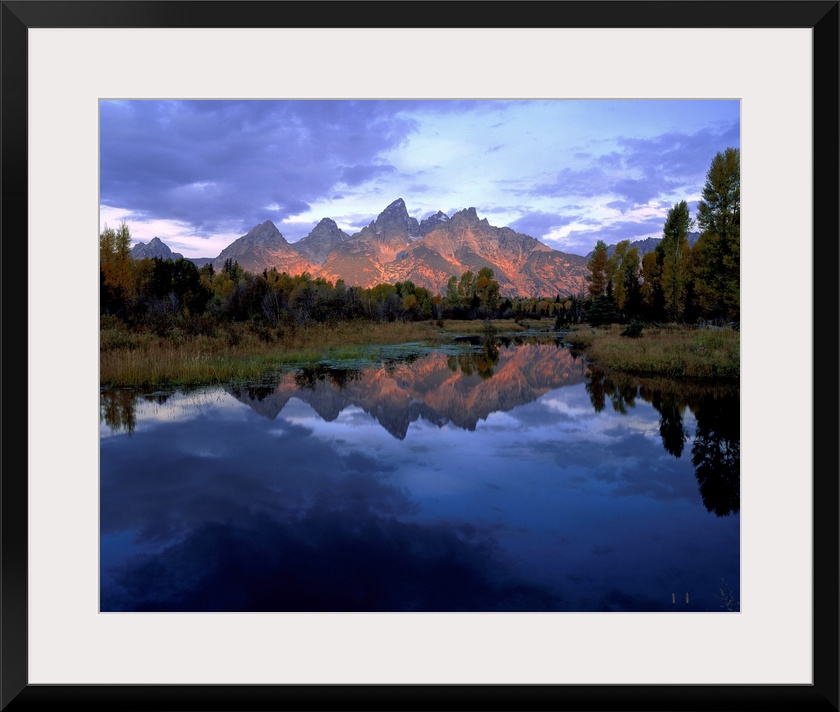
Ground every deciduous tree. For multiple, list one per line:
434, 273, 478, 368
640, 251, 664, 321
475, 267, 500, 314
659, 200, 693, 322
587, 240, 608, 298
100, 220, 136, 313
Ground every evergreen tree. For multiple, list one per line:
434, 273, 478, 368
695, 147, 740, 320
617, 246, 642, 319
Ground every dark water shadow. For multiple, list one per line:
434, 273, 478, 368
583, 366, 740, 517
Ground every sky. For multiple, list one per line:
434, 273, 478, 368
99, 99, 740, 259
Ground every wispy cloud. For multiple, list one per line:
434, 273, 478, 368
100, 99, 739, 257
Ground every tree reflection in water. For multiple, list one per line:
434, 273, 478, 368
691, 391, 740, 516
100, 388, 175, 435
99, 342, 739, 517
100, 388, 139, 434
100, 341, 739, 612
584, 366, 740, 516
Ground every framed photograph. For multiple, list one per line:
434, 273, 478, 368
3, 1, 837, 710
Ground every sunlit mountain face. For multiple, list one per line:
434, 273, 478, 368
210, 220, 313, 276
175, 199, 589, 297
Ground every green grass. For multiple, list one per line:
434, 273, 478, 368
100, 318, 562, 388
562, 324, 739, 379
102, 317, 733, 387
100, 320, 449, 387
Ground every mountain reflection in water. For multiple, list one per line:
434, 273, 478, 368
100, 341, 739, 613
229, 342, 586, 438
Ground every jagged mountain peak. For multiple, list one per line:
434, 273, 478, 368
419, 210, 450, 236
450, 207, 489, 226
382, 197, 408, 213
211, 218, 310, 274
132, 200, 590, 297
242, 220, 284, 244
374, 198, 420, 239
294, 217, 350, 264
216, 219, 288, 255
130, 236, 184, 261
309, 217, 344, 235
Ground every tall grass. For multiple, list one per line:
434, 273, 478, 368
563, 324, 739, 378
436, 318, 537, 334
100, 320, 447, 387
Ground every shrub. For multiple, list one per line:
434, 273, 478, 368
225, 324, 244, 347
249, 322, 275, 343
621, 321, 644, 338
181, 314, 217, 337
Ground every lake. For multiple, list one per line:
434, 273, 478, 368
100, 337, 740, 612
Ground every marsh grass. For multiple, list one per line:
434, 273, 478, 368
436, 318, 536, 334
563, 324, 739, 379
100, 320, 449, 387
102, 317, 728, 387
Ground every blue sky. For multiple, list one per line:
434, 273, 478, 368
100, 99, 739, 258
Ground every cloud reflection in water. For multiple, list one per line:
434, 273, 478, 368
100, 344, 739, 612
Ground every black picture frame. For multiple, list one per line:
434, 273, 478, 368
2, 2, 837, 710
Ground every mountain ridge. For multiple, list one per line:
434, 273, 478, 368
129, 236, 184, 262
132, 199, 595, 296
587, 233, 702, 259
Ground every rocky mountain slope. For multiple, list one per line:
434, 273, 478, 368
150, 199, 592, 297
130, 236, 184, 261
211, 220, 313, 276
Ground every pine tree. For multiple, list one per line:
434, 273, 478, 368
617, 246, 641, 318
695, 147, 740, 320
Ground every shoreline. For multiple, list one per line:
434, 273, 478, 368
100, 318, 739, 388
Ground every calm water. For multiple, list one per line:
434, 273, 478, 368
100, 339, 740, 612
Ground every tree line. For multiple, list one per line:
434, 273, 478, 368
101, 147, 738, 333
583, 147, 740, 326
100, 228, 516, 332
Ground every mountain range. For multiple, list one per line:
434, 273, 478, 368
129, 199, 673, 298
587, 233, 701, 260
129, 236, 184, 262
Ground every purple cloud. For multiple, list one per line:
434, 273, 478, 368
531, 122, 739, 207
508, 211, 580, 239
340, 163, 398, 186
100, 100, 422, 234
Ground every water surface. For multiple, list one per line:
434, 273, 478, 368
100, 340, 739, 612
